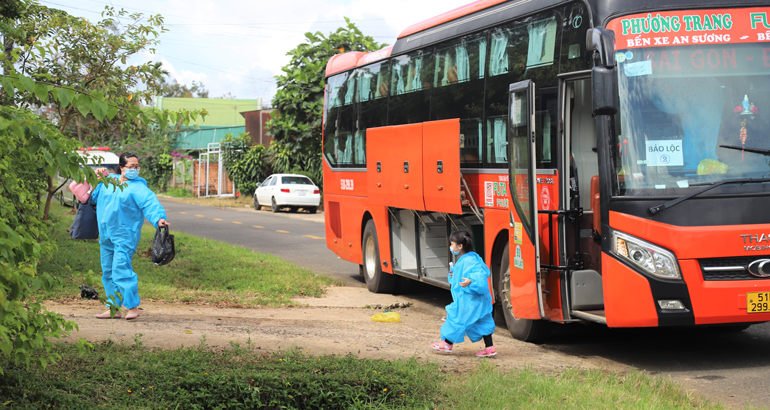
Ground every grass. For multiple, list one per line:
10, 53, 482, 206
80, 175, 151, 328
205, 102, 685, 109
159, 194, 256, 209
0, 341, 734, 410
445, 361, 732, 410
163, 187, 194, 198
39, 202, 338, 306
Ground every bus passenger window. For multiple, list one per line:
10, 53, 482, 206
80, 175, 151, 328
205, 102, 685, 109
323, 72, 357, 168
486, 118, 508, 163
358, 62, 389, 134
389, 51, 432, 126
432, 34, 486, 166
526, 18, 558, 68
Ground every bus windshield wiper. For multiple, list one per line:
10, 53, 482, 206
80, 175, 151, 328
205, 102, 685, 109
648, 177, 770, 216
719, 145, 770, 156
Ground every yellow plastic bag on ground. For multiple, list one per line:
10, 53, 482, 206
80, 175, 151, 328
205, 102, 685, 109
697, 159, 728, 175
371, 312, 401, 323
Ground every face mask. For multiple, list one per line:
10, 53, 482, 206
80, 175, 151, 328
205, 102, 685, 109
124, 168, 140, 180
450, 246, 460, 256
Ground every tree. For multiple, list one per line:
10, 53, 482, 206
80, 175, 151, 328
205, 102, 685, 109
0, 105, 106, 373
159, 78, 209, 98
221, 133, 271, 197
267, 18, 385, 183
0, 2, 206, 218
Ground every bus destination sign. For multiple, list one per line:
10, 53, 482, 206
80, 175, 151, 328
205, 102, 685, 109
607, 7, 770, 49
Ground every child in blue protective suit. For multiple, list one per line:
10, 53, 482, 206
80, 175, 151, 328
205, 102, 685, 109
91, 152, 169, 321
431, 230, 496, 357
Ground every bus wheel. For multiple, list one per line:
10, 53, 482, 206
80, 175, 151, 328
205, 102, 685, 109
362, 219, 395, 293
498, 245, 551, 343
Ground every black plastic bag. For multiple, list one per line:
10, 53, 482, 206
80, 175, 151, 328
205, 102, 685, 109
79, 285, 99, 300
70, 196, 98, 240
151, 226, 175, 266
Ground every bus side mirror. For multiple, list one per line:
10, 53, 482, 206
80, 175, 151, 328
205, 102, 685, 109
591, 67, 618, 116
586, 28, 619, 116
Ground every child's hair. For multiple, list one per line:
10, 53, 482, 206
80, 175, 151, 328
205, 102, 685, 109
449, 230, 474, 253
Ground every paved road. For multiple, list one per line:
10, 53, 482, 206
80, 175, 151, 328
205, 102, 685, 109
157, 199, 770, 409
158, 199, 364, 286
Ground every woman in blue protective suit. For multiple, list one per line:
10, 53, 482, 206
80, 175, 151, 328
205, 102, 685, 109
91, 152, 169, 320
430, 230, 496, 357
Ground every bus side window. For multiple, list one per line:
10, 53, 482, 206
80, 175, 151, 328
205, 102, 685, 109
357, 62, 390, 167
324, 72, 356, 167
485, 24, 529, 167
431, 33, 486, 166
389, 51, 432, 126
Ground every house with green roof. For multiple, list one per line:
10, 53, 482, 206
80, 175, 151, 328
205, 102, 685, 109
154, 97, 263, 150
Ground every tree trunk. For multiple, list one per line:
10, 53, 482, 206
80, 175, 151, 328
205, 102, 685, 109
43, 175, 55, 221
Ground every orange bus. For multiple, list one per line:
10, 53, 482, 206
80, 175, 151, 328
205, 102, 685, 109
322, 0, 770, 342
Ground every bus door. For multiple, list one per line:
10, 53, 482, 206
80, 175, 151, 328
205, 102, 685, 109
559, 73, 605, 322
507, 80, 545, 319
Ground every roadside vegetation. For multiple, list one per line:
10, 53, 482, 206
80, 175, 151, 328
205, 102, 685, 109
38, 203, 337, 306
0, 341, 733, 409
159, 192, 256, 208
163, 187, 194, 198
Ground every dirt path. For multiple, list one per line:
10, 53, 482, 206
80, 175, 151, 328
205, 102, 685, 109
46, 287, 622, 374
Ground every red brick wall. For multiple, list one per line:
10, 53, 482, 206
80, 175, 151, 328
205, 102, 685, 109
192, 160, 234, 196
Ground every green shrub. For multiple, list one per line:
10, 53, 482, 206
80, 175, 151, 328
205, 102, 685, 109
0, 342, 442, 409
165, 187, 193, 197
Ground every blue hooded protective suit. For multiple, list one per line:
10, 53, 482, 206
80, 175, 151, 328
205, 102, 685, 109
440, 251, 495, 344
90, 174, 166, 309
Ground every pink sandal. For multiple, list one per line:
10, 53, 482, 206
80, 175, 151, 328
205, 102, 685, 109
476, 346, 497, 357
95, 311, 121, 319
430, 341, 453, 353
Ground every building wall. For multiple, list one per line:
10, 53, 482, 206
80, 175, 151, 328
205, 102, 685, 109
243, 109, 277, 146
192, 160, 234, 196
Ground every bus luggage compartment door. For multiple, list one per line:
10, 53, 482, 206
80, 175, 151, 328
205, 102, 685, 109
422, 119, 461, 215
367, 124, 425, 211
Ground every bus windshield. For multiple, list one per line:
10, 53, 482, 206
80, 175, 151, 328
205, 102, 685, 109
609, 8, 770, 197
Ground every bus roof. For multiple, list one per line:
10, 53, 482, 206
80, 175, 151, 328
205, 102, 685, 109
325, 46, 394, 77
396, 0, 508, 39
326, 0, 770, 76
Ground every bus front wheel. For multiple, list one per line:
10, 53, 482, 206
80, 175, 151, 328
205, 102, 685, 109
362, 219, 395, 293
498, 245, 551, 343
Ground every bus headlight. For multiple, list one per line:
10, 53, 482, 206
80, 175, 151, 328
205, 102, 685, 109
610, 230, 681, 280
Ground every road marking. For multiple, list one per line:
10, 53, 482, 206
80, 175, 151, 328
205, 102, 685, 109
253, 225, 263, 229
213, 218, 223, 221
304, 235, 325, 240
195, 215, 205, 217
180, 212, 187, 214
232, 221, 242, 225
276, 230, 290, 233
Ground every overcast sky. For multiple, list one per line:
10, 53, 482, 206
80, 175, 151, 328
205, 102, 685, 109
39, 0, 472, 104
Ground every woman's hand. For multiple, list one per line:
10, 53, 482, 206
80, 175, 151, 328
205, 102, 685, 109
459, 277, 472, 287
158, 218, 170, 227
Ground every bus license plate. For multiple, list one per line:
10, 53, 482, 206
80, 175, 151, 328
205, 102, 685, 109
747, 292, 770, 313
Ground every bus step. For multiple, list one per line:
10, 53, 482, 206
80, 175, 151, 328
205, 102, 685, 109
570, 310, 607, 324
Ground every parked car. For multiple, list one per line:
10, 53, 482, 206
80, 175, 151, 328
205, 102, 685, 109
254, 174, 320, 213
55, 147, 119, 207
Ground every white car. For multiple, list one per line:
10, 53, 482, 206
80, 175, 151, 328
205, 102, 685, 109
55, 148, 119, 207
254, 174, 321, 213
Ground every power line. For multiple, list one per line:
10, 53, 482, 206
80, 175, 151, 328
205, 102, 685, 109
161, 55, 277, 83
